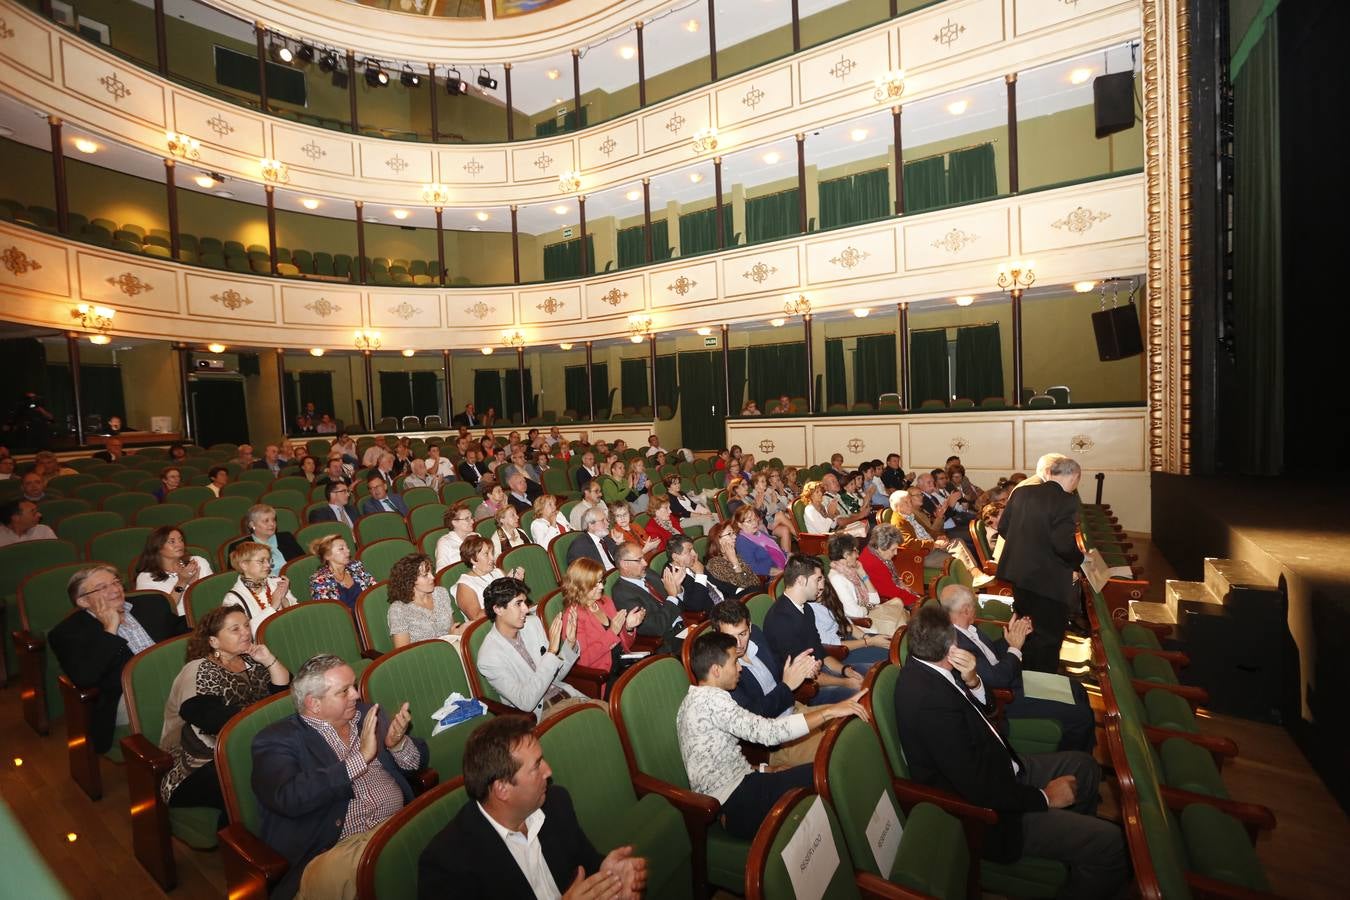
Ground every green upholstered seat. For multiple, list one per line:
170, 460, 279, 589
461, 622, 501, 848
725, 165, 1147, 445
183, 572, 239, 626
49, 474, 96, 492
90, 527, 153, 578
255, 600, 370, 676
435, 563, 469, 594
56, 511, 124, 553
260, 489, 306, 516
144, 244, 172, 258
1006, 718, 1064, 756
744, 592, 773, 628
1157, 738, 1229, 799
395, 488, 435, 512
461, 618, 500, 703
500, 544, 558, 595
407, 504, 448, 542
18, 562, 105, 724
134, 503, 195, 528
73, 482, 123, 505
546, 530, 582, 577
201, 496, 252, 522
747, 791, 860, 900
221, 482, 264, 502
355, 584, 393, 656
167, 485, 214, 508
36, 497, 92, 527
439, 482, 476, 506
1143, 688, 1198, 733
357, 538, 415, 581
1178, 803, 1270, 891
0, 540, 79, 679
276, 555, 319, 604
295, 521, 352, 553
179, 518, 240, 561
538, 705, 693, 900
818, 719, 969, 898
356, 512, 409, 546
360, 640, 492, 782
360, 780, 470, 900
218, 692, 296, 841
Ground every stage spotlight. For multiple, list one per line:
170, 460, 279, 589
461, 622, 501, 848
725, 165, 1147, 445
365, 61, 388, 87
271, 41, 294, 64
445, 68, 468, 95
331, 64, 349, 89
401, 65, 421, 88
318, 51, 337, 72
296, 44, 315, 64
477, 68, 498, 90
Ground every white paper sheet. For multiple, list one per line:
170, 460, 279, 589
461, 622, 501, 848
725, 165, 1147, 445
865, 791, 904, 876
780, 796, 840, 900
1021, 671, 1077, 705
1081, 549, 1110, 593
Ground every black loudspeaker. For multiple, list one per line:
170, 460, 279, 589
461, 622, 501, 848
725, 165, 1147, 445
1091, 303, 1144, 361
1093, 71, 1135, 138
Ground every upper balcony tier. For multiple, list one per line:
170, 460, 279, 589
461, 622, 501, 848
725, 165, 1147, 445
0, 0, 1139, 205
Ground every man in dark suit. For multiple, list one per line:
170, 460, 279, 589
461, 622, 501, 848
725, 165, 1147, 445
504, 472, 540, 515
763, 555, 865, 705
252, 444, 284, 476
457, 448, 488, 487
573, 450, 601, 492
996, 456, 1085, 673
893, 605, 1124, 898
666, 534, 722, 614
307, 481, 360, 527
417, 716, 646, 899
565, 506, 618, 571
357, 472, 409, 517
939, 584, 1095, 752
252, 654, 427, 900
450, 402, 479, 429
710, 599, 820, 737
48, 566, 188, 754
610, 541, 686, 655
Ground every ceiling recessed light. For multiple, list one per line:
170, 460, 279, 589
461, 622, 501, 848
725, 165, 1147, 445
689, 172, 702, 183
481, 346, 493, 355
207, 343, 226, 353
194, 175, 216, 188
1069, 67, 1094, 85
300, 198, 320, 210
310, 348, 325, 356
546, 69, 560, 80
66, 833, 78, 843
685, 18, 700, 32
849, 128, 868, 142
1074, 281, 1097, 293
214, 190, 234, 199
475, 211, 489, 221
762, 151, 781, 164
770, 318, 786, 327
553, 205, 569, 215
955, 295, 974, 306
559, 342, 573, 350
619, 46, 636, 60
401, 348, 415, 357
696, 327, 712, 336
946, 100, 969, 115
391, 209, 409, 220
626, 190, 642, 201
852, 308, 870, 318
73, 138, 98, 154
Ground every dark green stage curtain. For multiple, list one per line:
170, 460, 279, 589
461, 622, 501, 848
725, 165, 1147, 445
652, 220, 673, 260
564, 366, 589, 417
617, 226, 645, 269
542, 236, 596, 280
728, 348, 747, 414
677, 351, 725, 449
591, 363, 610, 419
818, 169, 891, 230
69, 363, 126, 427
655, 355, 677, 416
854, 335, 898, 407
620, 358, 650, 410
473, 369, 503, 417
953, 324, 1003, 403
746, 190, 800, 243
678, 208, 734, 256
299, 372, 335, 419
748, 343, 808, 409
903, 157, 948, 214
909, 329, 949, 407
503, 368, 535, 422
410, 371, 440, 419
379, 371, 412, 419
948, 144, 998, 205
824, 339, 847, 408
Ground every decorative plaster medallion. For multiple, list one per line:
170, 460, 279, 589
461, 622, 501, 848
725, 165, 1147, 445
2, 246, 41, 275
206, 114, 234, 138
667, 275, 697, 296
1070, 434, 1095, 453
465, 301, 495, 319
389, 301, 418, 320
741, 86, 766, 111
107, 272, 152, 296
949, 436, 969, 453
0, 18, 15, 40
211, 289, 252, 311
600, 287, 628, 306
934, 18, 967, 49
463, 158, 485, 177
98, 72, 131, 102
599, 136, 618, 157
847, 438, 865, 453
1051, 206, 1112, 234
931, 228, 978, 253
665, 113, 685, 134
742, 262, 778, 284
758, 439, 776, 454
829, 246, 870, 269
305, 298, 340, 317
385, 155, 409, 174
536, 296, 565, 315
533, 152, 554, 171
301, 141, 326, 162
828, 55, 858, 80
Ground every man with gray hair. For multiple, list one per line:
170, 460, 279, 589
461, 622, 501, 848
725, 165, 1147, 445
252, 653, 426, 900
996, 455, 1085, 672
565, 502, 617, 570
1010, 453, 1069, 494
567, 478, 605, 531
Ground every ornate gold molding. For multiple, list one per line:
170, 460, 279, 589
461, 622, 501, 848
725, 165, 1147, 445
1142, 0, 1191, 475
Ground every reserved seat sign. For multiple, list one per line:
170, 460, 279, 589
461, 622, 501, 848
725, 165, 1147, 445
781, 795, 841, 900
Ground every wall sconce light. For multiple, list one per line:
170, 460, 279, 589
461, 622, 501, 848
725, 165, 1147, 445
783, 294, 812, 318
691, 126, 719, 154
259, 158, 290, 183
165, 131, 200, 160
481, 346, 494, 355
628, 315, 653, 344
309, 348, 325, 357
559, 342, 574, 350
996, 261, 1036, 299
354, 329, 382, 351
557, 170, 583, 193
71, 303, 115, 339
873, 69, 906, 102
502, 330, 526, 349
401, 348, 416, 357
207, 343, 226, 353
422, 183, 450, 205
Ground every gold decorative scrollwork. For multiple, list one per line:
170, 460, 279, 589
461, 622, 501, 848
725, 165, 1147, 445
931, 229, 978, 253
743, 262, 777, 284
465, 301, 495, 319
1051, 206, 1111, 233
933, 19, 966, 49
98, 72, 132, 102
742, 86, 766, 110
1070, 434, 1095, 453
829, 246, 870, 269
949, 436, 969, 454
667, 276, 697, 296
107, 273, 151, 296
2, 246, 41, 276
306, 298, 340, 317
600, 288, 628, 306
389, 301, 418, 320
536, 296, 565, 315
211, 289, 252, 311
846, 439, 865, 453
758, 439, 776, 454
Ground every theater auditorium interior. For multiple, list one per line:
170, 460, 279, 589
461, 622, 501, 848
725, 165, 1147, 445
0, 0, 1346, 897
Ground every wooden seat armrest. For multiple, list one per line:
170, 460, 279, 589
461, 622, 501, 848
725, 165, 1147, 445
792, 681, 819, 703
562, 665, 610, 699
890, 779, 997, 826
1143, 726, 1239, 767
1123, 646, 1190, 671
1159, 786, 1277, 841
982, 561, 999, 576
630, 773, 719, 822
409, 768, 439, 795
631, 635, 662, 654
479, 698, 528, 718
14, 628, 43, 653
1184, 872, 1282, 900
219, 822, 289, 886
121, 733, 174, 774
1132, 679, 1209, 708
855, 871, 930, 900
823, 644, 849, 661
849, 617, 873, 629
59, 675, 100, 704
679, 609, 709, 628
360, 648, 381, 661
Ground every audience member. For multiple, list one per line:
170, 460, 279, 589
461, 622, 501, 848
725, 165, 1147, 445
724, 476, 751, 520
452, 402, 479, 428
857, 524, 924, 609
0, 498, 56, 546
358, 471, 409, 517
318, 456, 351, 486
207, 465, 231, 496
403, 458, 441, 492
49, 565, 188, 754
566, 506, 619, 571
529, 494, 570, 547
454, 448, 486, 488
94, 436, 128, 463
811, 568, 889, 672
703, 521, 762, 599
455, 534, 521, 621
768, 395, 794, 415
223, 541, 299, 628
361, 437, 389, 469
160, 607, 289, 819
600, 459, 648, 514
308, 535, 375, 610
741, 400, 762, 415
891, 605, 1125, 897
252, 653, 426, 900
416, 716, 647, 899
132, 525, 213, 615
764, 555, 866, 705
490, 504, 532, 557
891, 489, 985, 579
477, 577, 585, 720
732, 507, 786, 578
664, 474, 719, 534
665, 534, 723, 614
609, 501, 657, 557
368, 453, 397, 488
610, 542, 686, 655
233, 444, 256, 469
423, 445, 455, 481
504, 472, 539, 514
642, 495, 684, 552
152, 466, 181, 503
434, 504, 476, 572
880, 453, 909, 494
559, 557, 643, 689
474, 483, 508, 523
826, 532, 907, 636
568, 479, 605, 531
387, 553, 466, 647
307, 481, 360, 527
676, 631, 865, 839
981, 501, 1007, 565
254, 444, 284, 476
228, 504, 304, 574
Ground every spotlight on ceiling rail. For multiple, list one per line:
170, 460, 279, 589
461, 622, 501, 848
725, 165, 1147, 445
365, 61, 388, 87
318, 51, 337, 73
401, 65, 421, 88
270, 41, 294, 64
446, 68, 468, 95
477, 68, 498, 90
296, 44, 315, 64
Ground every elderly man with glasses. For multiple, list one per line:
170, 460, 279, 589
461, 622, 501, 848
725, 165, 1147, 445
610, 542, 686, 655
48, 565, 189, 754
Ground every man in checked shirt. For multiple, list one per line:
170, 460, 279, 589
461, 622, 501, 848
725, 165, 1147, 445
252, 653, 429, 900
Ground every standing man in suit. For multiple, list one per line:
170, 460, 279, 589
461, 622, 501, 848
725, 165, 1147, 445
565, 506, 618, 571
358, 472, 409, 517
996, 456, 1085, 673
252, 654, 427, 900
892, 605, 1125, 898
665, 535, 723, 614
417, 716, 647, 899
610, 542, 686, 655
49, 565, 189, 755
308, 481, 360, 528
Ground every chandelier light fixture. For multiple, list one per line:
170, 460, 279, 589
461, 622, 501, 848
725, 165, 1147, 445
628, 315, 653, 344
165, 131, 201, 160
421, 183, 450, 205
259, 158, 290, 183
995, 261, 1036, 298
873, 69, 906, 103
502, 330, 526, 349
557, 170, 583, 193
782, 294, 812, 318
71, 304, 115, 341
353, 329, 382, 351
691, 126, 719, 154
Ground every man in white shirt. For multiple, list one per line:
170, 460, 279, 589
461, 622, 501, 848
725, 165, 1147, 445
0, 499, 57, 547
416, 716, 647, 899
567, 481, 605, 533
424, 444, 455, 480
574, 451, 600, 493
643, 435, 667, 458
476, 578, 585, 720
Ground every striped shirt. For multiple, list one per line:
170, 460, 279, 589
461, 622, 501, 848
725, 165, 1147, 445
300, 709, 421, 838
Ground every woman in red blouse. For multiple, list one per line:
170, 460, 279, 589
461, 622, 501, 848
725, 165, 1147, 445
642, 494, 685, 553
560, 557, 646, 692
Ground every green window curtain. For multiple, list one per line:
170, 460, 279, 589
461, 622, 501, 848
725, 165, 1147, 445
299, 372, 335, 419
591, 363, 610, 420
503, 369, 535, 423
948, 144, 998, 205
728, 348, 747, 414
620, 358, 650, 411
910, 329, 949, 407
655, 354, 678, 417
953, 324, 1003, 403
853, 335, 898, 408
818, 169, 891, 230
748, 343, 808, 410
534, 119, 559, 137
410, 371, 440, 419
746, 190, 800, 243
903, 156, 948, 214
652, 219, 673, 260
564, 366, 589, 418
378, 371, 412, 419
542, 236, 596, 280
824, 339, 847, 409
677, 351, 726, 450
617, 226, 645, 269
473, 369, 503, 417
678, 208, 733, 256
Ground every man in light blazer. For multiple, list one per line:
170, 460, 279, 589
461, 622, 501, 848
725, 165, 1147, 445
476, 578, 584, 720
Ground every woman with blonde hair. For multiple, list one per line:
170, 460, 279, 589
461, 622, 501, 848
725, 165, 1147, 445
223, 541, 299, 629
489, 504, 532, 558
308, 533, 375, 610
529, 493, 570, 546
560, 557, 644, 691
801, 480, 868, 538
642, 494, 683, 553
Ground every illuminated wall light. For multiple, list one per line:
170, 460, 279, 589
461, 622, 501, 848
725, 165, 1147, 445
481, 346, 494, 355
946, 100, 969, 115
401, 348, 415, 357
852, 308, 870, 318
391, 209, 409, 220
770, 318, 786, 327
475, 211, 490, 221
559, 342, 573, 350
696, 327, 712, 336
955, 295, 975, 307
309, 348, 325, 357
1074, 281, 1097, 293
193, 174, 216, 188
1069, 67, 1094, 85
300, 198, 320, 210
207, 343, 226, 353
849, 128, 868, 142
546, 69, 560, 80
625, 190, 642, 201
553, 205, 569, 215
619, 46, 636, 60
66, 833, 78, 843
762, 151, 781, 164
689, 172, 703, 183
13, 758, 23, 767
73, 138, 98, 154
89, 334, 111, 345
